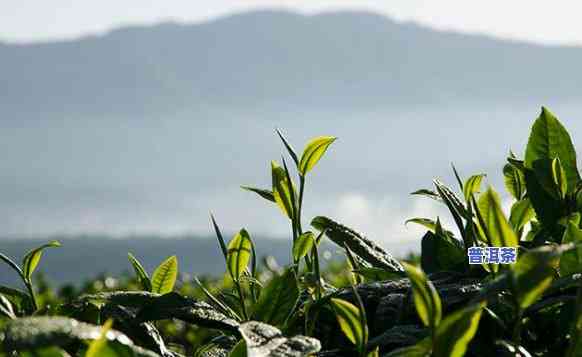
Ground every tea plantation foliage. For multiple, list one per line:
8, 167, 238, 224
2, 107, 582, 356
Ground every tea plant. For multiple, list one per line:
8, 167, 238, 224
1, 107, 582, 357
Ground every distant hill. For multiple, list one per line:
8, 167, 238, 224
1, 10, 582, 242
2, 10, 581, 120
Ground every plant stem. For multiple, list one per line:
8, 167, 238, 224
235, 281, 248, 320
512, 307, 523, 344
25, 280, 38, 312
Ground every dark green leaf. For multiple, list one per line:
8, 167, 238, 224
275, 128, 299, 167
128, 253, 152, 292
311, 216, 404, 273
420, 231, 465, 274
240, 186, 275, 203
411, 189, 441, 201
560, 222, 582, 276
383, 337, 432, 357
524, 107, 580, 195
251, 268, 299, 328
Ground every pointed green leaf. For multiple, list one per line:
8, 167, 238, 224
411, 189, 441, 201
151, 255, 178, 295
22, 240, 61, 281
524, 107, 580, 194
330, 298, 366, 348
384, 337, 432, 357
503, 162, 526, 200
240, 186, 275, 203
251, 268, 299, 328
512, 245, 561, 309
560, 222, 582, 276
275, 128, 299, 166
402, 262, 442, 329
433, 302, 486, 357
509, 198, 535, 232
463, 174, 486, 201
0, 293, 16, 319
227, 229, 253, 281
298, 136, 336, 176
271, 161, 296, 219
128, 253, 152, 292
477, 187, 518, 248
552, 157, 568, 199
210, 213, 228, 262
292, 232, 315, 262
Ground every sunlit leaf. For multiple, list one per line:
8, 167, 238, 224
22, 240, 61, 281
433, 302, 486, 357
151, 255, 178, 295
463, 174, 486, 201
402, 262, 442, 329
226, 229, 253, 281
240, 186, 275, 203
330, 298, 366, 347
292, 232, 315, 262
509, 198, 535, 233
503, 162, 526, 200
271, 161, 296, 219
298, 136, 336, 176
85, 319, 114, 357
552, 157, 568, 199
477, 187, 518, 248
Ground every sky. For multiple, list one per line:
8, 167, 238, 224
1, 0, 582, 45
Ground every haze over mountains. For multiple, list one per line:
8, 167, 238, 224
1, 9, 582, 244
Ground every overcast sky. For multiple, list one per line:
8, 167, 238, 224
1, 0, 581, 45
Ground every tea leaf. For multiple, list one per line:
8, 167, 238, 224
211, 213, 228, 262
525, 107, 580, 195
552, 157, 568, 199
433, 302, 486, 357
311, 216, 404, 273
503, 162, 526, 200
238, 321, 321, 357
420, 231, 465, 274
0, 293, 16, 319
251, 268, 299, 328
330, 298, 366, 347
128, 253, 152, 292
151, 255, 178, 295
22, 240, 61, 281
477, 187, 518, 248
509, 198, 535, 232
463, 174, 486, 201
271, 161, 296, 219
512, 245, 562, 309
227, 229, 253, 281
402, 262, 442, 329
298, 136, 336, 176
560, 222, 582, 276
292, 232, 315, 262
383, 337, 432, 357
411, 189, 441, 201
275, 128, 299, 167
240, 186, 275, 203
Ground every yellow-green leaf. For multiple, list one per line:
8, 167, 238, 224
271, 161, 296, 219
512, 245, 561, 309
85, 319, 114, 357
463, 174, 486, 201
433, 302, 486, 357
477, 187, 518, 248
330, 298, 366, 348
402, 262, 442, 329
292, 232, 315, 262
560, 222, 582, 276
384, 337, 432, 357
227, 229, 253, 281
151, 256, 178, 294
298, 136, 336, 176
509, 198, 535, 233
552, 157, 568, 199
22, 240, 61, 281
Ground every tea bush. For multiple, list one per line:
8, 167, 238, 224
1, 107, 582, 356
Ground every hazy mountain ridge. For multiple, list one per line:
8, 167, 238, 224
2, 10, 582, 120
